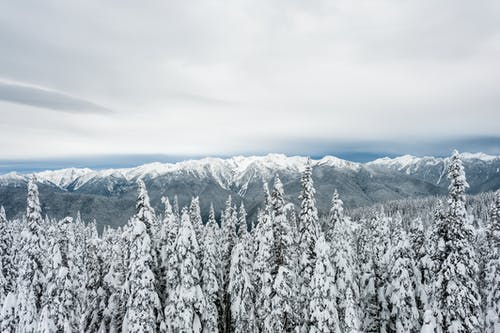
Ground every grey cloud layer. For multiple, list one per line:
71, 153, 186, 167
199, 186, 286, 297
0, 0, 499, 158
0, 81, 112, 114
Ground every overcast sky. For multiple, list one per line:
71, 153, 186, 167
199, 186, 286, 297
1, 0, 499, 161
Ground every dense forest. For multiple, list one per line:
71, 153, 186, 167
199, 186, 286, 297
0, 150, 498, 333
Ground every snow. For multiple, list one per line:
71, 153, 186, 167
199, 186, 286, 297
0, 153, 498, 192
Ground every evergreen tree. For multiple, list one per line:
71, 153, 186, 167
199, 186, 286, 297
190, 197, 204, 247
325, 189, 343, 239
0, 206, 14, 304
270, 176, 298, 331
15, 176, 46, 333
253, 208, 274, 332
171, 208, 205, 333
308, 234, 341, 333
81, 226, 106, 333
220, 196, 237, 332
0, 292, 17, 333
386, 231, 419, 333
408, 219, 432, 320
38, 217, 80, 333
102, 229, 128, 332
327, 191, 361, 333
298, 159, 320, 331
123, 181, 164, 332
201, 211, 221, 333
484, 190, 500, 333
434, 151, 482, 332
237, 203, 248, 238
229, 240, 257, 333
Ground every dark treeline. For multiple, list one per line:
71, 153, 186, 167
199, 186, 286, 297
0, 151, 498, 333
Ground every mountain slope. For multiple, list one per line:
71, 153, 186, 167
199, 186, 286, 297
0, 153, 499, 229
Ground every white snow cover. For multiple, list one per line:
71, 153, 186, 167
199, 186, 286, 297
0, 152, 498, 189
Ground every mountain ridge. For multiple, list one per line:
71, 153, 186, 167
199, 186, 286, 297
0, 152, 499, 229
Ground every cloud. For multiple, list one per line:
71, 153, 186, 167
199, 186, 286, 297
0, 0, 499, 158
0, 80, 112, 114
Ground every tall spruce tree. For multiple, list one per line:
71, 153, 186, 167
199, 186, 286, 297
171, 209, 205, 333
308, 234, 341, 333
15, 176, 46, 333
201, 210, 221, 333
484, 190, 500, 333
229, 239, 257, 333
253, 206, 274, 332
327, 191, 361, 333
0, 206, 14, 304
270, 176, 298, 332
298, 159, 320, 331
433, 151, 482, 332
123, 181, 164, 332
38, 217, 79, 333
386, 230, 419, 333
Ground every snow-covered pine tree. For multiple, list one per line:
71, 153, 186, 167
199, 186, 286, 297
38, 217, 80, 333
220, 196, 237, 332
434, 150, 482, 332
123, 181, 164, 332
171, 208, 205, 333
81, 225, 106, 333
484, 190, 500, 333
308, 234, 341, 333
358, 214, 391, 333
0, 292, 16, 333
386, 230, 419, 333
0, 206, 14, 305
253, 206, 274, 332
237, 203, 248, 238
190, 196, 204, 247
201, 208, 221, 333
102, 228, 128, 332
158, 197, 178, 293
229, 239, 257, 333
269, 176, 298, 332
327, 190, 361, 333
298, 159, 321, 331
408, 219, 432, 321
325, 189, 343, 239
15, 176, 46, 333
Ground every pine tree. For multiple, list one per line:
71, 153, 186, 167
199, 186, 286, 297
15, 176, 46, 333
269, 176, 298, 331
408, 219, 432, 320
298, 159, 320, 331
201, 210, 221, 333
308, 234, 341, 333
220, 196, 237, 332
123, 181, 164, 332
237, 203, 248, 238
484, 190, 500, 333
0, 292, 17, 333
0, 206, 14, 304
386, 230, 419, 333
190, 197, 204, 247
327, 191, 361, 333
325, 189, 343, 239
102, 228, 128, 332
171, 208, 205, 333
229, 239, 257, 333
38, 217, 80, 333
253, 208, 274, 332
159, 196, 178, 296
81, 226, 106, 333
433, 151, 482, 332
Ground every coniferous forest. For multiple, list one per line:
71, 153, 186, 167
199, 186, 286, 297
0, 150, 498, 333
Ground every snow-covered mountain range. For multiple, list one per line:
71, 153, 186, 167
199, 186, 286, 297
0, 153, 499, 228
